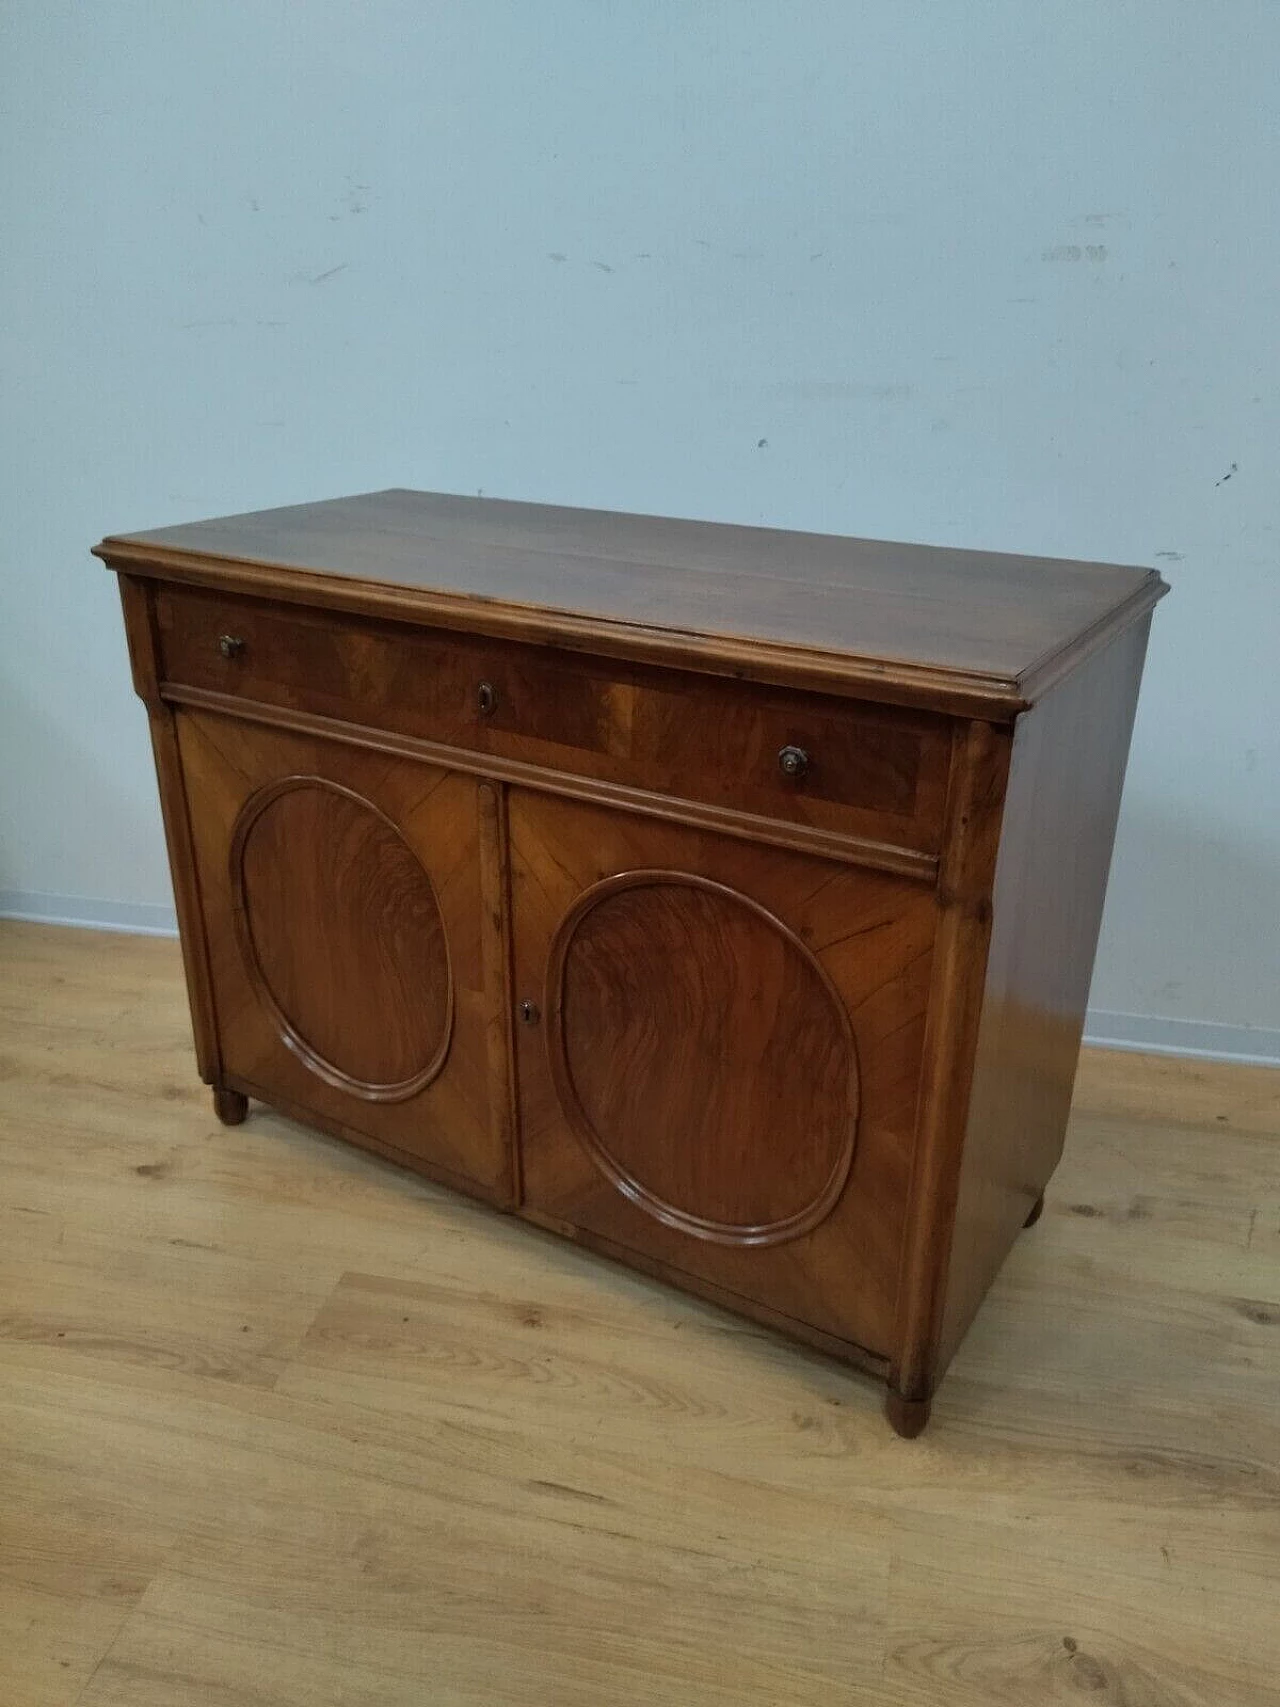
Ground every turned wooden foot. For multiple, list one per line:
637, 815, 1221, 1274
213, 1086, 248, 1126
885, 1389, 932, 1439
1023, 1192, 1045, 1229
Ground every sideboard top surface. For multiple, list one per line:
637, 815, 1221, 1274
95, 488, 1166, 717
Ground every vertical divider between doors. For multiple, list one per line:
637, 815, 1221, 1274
478, 779, 522, 1208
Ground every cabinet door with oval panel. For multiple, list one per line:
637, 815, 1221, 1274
509, 789, 937, 1361
173, 707, 514, 1201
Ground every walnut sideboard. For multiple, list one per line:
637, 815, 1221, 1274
95, 490, 1166, 1435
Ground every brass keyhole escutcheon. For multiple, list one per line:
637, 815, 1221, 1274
219, 634, 246, 660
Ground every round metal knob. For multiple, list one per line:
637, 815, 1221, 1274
519, 999, 540, 1026
778, 744, 809, 779
477, 681, 498, 717
218, 634, 246, 660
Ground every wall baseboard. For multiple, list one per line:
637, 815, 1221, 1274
1081, 1008, 1280, 1068
3, 889, 1278, 1068
0, 889, 179, 938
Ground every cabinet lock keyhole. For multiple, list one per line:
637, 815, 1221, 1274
519, 999, 540, 1026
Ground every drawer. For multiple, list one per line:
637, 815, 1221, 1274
153, 583, 951, 853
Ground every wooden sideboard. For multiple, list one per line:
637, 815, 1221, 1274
95, 490, 1166, 1434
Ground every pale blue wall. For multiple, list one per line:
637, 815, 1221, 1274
3, 3, 1277, 1056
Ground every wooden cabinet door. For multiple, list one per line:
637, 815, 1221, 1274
509, 790, 937, 1358
175, 707, 513, 1201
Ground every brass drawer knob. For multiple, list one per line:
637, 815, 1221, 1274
477, 681, 498, 717
218, 634, 246, 660
778, 744, 809, 779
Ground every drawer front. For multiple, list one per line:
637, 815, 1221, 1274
154, 583, 950, 852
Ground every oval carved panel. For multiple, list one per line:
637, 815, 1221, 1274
547, 872, 859, 1246
230, 777, 453, 1100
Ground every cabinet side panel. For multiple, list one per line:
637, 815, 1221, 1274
937, 614, 1153, 1371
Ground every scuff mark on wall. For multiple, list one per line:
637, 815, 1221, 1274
304, 263, 348, 285
765, 381, 912, 401
1042, 244, 1108, 263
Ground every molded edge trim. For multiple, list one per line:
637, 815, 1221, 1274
93, 539, 1166, 719
226, 774, 456, 1103
543, 869, 860, 1247
1015, 573, 1169, 705
156, 683, 941, 882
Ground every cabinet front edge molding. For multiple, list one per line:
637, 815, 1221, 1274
99, 539, 1163, 719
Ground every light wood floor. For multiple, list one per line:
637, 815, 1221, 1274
2, 919, 1279, 1706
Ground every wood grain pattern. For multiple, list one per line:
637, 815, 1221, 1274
889, 720, 1011, 1418
477, 781, 518, 1208
95, 487, 1167, 715
150, 581, 952, 853
158, 680, 940, 879
547, 871, 858, 1246
511, 789, 935, 1358
937, 615, 1154, 1372
101, 494, 1165, 1434
3, 921, 1279, 1707
231, 776, 453, 1098
173, 708, 510, 1200
115, 576, 222, 1086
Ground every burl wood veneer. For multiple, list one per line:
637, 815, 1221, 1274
95, 489, 1166, 1434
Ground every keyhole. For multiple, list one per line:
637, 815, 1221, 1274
519, 999, 540, 1026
